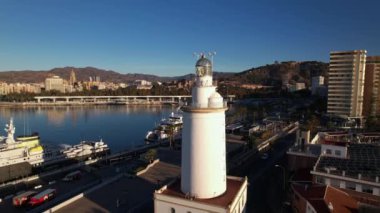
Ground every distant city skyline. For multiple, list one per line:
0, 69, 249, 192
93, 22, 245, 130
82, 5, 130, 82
1, 0, 380, 76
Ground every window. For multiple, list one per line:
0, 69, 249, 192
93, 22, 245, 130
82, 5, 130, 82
335, 150, 341, 156
316, 176, 324, 183
363, 185, 373, 194
171, 208, 175, 213
346, 182, 355, 190
331, 179, 339, 187
326, 149, 332, 155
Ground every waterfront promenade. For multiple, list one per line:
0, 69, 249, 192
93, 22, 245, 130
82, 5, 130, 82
34, 95, 236, 104
0, 95, 235, 106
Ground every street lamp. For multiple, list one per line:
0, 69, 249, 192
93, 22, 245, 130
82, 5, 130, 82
275, 164, 286, 191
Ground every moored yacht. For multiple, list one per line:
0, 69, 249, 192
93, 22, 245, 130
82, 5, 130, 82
145, 111, 183, 143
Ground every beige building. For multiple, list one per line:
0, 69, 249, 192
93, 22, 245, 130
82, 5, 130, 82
327, 50, 366, 118
363, 56, 380, 117
0, 82, 42, 95
289, 82, 306, 92
45, 75, 65, 93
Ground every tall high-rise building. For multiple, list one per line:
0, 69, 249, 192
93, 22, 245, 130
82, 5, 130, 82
327, 50, 366, 118
363, 56, 380, 117
154, 55, 248, 213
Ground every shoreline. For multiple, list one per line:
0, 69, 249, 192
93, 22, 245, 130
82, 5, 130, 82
0, 101, 179, 107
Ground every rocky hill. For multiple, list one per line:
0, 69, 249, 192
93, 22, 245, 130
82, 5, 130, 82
0, 67, 234, 84
232, 61, 328, 86
0, 67, 170, 83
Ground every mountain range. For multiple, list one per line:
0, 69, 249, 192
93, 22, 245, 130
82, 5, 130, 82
0, 61, 328, 86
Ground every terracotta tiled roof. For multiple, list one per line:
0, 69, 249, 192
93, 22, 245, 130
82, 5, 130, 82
160, 177, 245, 208
324, 186, 358, 213
308, 200, 330, 213
340, 188, 380, 207
292, 184, 363, 213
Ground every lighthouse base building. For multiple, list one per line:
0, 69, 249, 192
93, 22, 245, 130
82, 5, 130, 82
154, 55, 248, 213
154, 176, 248, 213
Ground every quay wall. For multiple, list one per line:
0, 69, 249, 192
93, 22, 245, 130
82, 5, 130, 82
0, 101, 179, 107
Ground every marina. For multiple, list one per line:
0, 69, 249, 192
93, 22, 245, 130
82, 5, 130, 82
0, 105, 178, 152
0, 118, 110, 183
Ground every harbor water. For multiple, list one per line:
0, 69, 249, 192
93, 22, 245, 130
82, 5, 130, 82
0, 105, 177, 152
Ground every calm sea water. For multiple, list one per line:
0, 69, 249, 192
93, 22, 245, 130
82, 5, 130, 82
0, 105, 177, 152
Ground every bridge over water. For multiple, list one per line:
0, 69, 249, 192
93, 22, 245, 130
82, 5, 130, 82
34, 95, 236, 104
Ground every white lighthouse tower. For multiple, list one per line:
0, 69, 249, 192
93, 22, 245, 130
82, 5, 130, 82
181, 54, 227, 198
154, 55, 248, 213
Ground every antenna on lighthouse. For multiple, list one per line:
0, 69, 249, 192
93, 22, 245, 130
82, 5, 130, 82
208, 51, 216, 66
193, 52, 201, 59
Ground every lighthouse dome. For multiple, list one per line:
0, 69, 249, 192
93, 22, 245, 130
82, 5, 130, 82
208, 92, 223, 108
196, 56, 212, 67
195, 55, 212, 77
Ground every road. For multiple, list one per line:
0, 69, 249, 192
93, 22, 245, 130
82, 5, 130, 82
245, 133, 295, 213
0, 169, 99, 213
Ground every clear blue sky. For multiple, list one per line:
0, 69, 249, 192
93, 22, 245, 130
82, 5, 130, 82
1, 0, 379, 76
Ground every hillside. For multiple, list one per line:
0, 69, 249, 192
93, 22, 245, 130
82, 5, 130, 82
0, 67, 171, 83
0, 61, 328, 86
233, 61, 328, 86
0, 67, 234, 83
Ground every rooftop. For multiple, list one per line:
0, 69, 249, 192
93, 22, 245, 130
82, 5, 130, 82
287, 144, 321, 157
318, 131, 380, 144
314, 143, 380, 181
292, 184, 358, 213
156, 176, 246, 208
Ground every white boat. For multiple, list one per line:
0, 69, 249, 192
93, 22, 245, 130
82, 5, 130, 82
145, 111, 183, 143
160, 112, 183, 126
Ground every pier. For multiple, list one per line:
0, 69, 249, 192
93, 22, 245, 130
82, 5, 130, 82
34, 95, 236, 104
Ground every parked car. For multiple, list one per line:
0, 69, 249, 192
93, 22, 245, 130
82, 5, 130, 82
62, 170, 82, 182
28, 188, 56, 206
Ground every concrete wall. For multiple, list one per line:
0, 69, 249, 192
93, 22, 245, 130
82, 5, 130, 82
321, 144, 347, 158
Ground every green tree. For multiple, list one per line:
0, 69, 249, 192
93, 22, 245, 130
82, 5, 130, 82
142, 149, 157, 163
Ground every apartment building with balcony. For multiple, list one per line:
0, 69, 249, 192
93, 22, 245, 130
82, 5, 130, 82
327, 50, 366, 118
